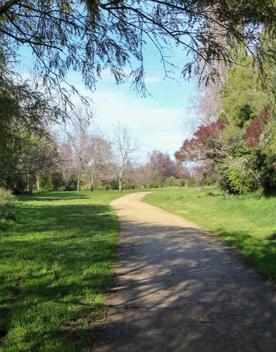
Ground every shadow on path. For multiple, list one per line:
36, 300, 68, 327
92, 193, 276, 352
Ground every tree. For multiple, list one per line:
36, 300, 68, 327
0, 75, 62, 192
148, 150, 177, 181
132, 151, 189, 188
0, 0, 274, 101
176, 44, 276, 195
63, 111, 92, 191
86, 135, 114, 191
58, 141, 80, 191
175, 119, 228, 164
113, 124, 137, 191
221, 56, 273, 122
19, 135, 59, 194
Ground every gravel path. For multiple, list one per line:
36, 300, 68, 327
93, 192, 276, 352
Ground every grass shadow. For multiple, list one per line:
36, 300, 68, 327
16, 191, 90, 202
0, 195, 119, 351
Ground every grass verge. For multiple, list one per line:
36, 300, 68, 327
145, 187, 276, 279
0, 190, 127, 351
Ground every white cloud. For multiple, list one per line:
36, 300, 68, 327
90, 90, 190, 158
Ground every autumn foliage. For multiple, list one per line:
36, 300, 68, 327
244, 108, 271, 148
175, 119, 228, 161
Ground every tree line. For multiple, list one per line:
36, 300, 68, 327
175, 45, 276, 195
0, 106, 192, 194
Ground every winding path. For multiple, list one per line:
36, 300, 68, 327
94, 192, 276, 352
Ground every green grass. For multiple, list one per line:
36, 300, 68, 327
145, 187, 276, 279
0, 190, 128, 352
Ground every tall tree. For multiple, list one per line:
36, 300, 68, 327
0, 76, 61, 190
113, 124, 137, 191
86, 135, 114, 191
148, 150, 177, 181
64, 110, 92, 191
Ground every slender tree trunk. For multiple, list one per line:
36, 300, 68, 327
89, 173, 94, 191
118, 179, 122, 191
77, 173, 81, 191
36, 174, 40, 191
118, 169, 123, 191
28, 174, 33, 195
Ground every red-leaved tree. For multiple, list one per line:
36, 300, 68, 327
244, 108, 271, 148
175, 119, 228, 162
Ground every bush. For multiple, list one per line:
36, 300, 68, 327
0, 188, 16, 221
40, 172, 66, 191
261, 155, 276, 195
64, 175, 78, 191
219, 164, 259, 195
0, 188, 12, 206
164, 177, 187, 187
187, 178, 196, 187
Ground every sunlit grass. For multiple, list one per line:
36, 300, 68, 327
145, 187, 276, 278
0, 191, 127, 351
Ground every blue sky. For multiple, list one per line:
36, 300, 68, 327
18, 42, 198, 160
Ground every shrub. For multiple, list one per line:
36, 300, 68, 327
0, 188, 12, 206
64, 175, 78, 191
164, 177, 186, 187
261, 155, 276, 196
219, 163, 259, 195
0, 188, 16, 221
40, 172, 65, 191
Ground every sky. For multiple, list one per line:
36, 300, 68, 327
18, 42, 198, 161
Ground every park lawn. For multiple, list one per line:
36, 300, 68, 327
145, 187, 276, 279
0, 190, 128, 352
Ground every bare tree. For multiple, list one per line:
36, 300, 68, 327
113, 124, 137, 191
148, 150, 177, 181
58, 141, 75, 188
86, 135, 114, 191
64, 109, 92, 191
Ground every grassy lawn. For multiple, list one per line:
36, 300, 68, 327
0, 190, 127, 352
145, 187, 276, 279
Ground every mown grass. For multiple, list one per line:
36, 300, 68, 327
0, 191, 127, 352
145, 187, 276, 279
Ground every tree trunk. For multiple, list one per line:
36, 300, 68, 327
118, 179, 122, 191
77, 173, 81, 191
36, 174, 40, 191
89, 173, 94, 191
28, 174, 33, 195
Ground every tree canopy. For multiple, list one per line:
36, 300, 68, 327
0, 0, 275, 98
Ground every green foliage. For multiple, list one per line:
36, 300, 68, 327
163, 177, 187, 187
40, 173, 66, 191
236, 103, 256, 127
0, 188, 12, 206
221, 56, 273, 121
145, 187, 276, 278
216, 47, 276, 195
262, 157, 276, 195
186, 178, 196, 187
0, 190, 128, 351
1, 205, 17, 222
201, 172, 214, 186
219, 163, 259, 194
0, 188, 16, 222
0, 0, 274, 99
